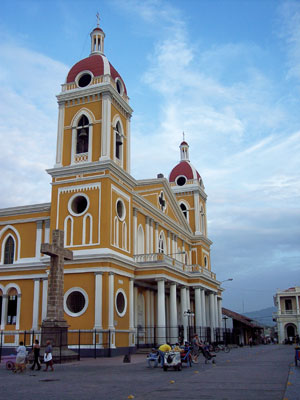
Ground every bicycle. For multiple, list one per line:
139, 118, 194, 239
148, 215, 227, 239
214, 344, 230, 353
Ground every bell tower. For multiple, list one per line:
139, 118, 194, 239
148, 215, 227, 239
54, 22, 133, 174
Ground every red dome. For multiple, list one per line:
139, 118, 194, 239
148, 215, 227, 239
66, 54, 127, 94
169, 161, 202, 183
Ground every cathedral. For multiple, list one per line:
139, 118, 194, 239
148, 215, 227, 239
0, 22, 223, 354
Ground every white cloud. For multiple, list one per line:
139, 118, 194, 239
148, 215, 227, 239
0, 36, 68, 208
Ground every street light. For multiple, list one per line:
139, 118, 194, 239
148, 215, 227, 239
184, 309, 195, 342
222, 316, 229, 345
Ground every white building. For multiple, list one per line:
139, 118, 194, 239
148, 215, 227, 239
273, 287, 300, 343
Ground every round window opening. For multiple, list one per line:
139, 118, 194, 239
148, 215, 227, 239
116, 79, 123, 94
116, 292, 126, 315
116, 199, 125, 220
78, 73, 92, 88
66, 291, 85, 314
176, 176, 186, 186
71, 195, 88, 215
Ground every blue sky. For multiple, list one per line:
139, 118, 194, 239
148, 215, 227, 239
1, 0, 300, 314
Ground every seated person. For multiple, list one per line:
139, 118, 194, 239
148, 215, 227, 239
147, 348, 159, 368
158, 343, 171, 366
172, 343, 184, 352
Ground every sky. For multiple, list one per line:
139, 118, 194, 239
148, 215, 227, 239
0, 0, 300, 314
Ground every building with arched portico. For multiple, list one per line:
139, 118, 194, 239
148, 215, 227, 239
273, 287, 300, 343
0, 22, 224, 354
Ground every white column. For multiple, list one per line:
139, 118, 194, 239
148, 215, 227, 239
100, 92, 111, 161
194, 287, 202, 334
157, 279, 166, 344
296, 295, 299, 314
155, 223, 159, 252
180, 286, 188, 342
146, 217, 150, 254
209, 293, 215, 342
35, 221, 43, 258
214, 294, 218, 328
134, 286, 138, 330
217, 297, 222, 328
194, 192, 201, 234
16, 294, 21, 330
32, 279, 40, 330
44, 219, 50, 244
41, 278, 48, 321
108, 273, 116, 348
55, 102, 65, 166
133, 208, 137, 255
150, 290, 154, 342
126, 116, 131, 173
170, 283, 178, 344
201, 289, 206, 327
94, 273, 103, 328
149, 219, 153, 253
146, 289, 151, 344
1, 294, 8, 329
129, 279, 135, 346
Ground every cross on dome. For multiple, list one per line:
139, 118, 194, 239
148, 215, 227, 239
96, 12, 100, 27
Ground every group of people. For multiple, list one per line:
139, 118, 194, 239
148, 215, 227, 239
14, 339, 54, 373
147, 334, 210, 367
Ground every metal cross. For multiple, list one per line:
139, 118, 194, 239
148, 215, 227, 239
96, 12, 100, 27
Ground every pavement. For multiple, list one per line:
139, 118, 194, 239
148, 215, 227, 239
0, 344, 299, 400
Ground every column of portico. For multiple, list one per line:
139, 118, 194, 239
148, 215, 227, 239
108, 272, 116, 348
214, 294, 219, 329
209, 292, 216, 342
150, 290, 155, 341
170, 283, 178, 343
201, 289, 206, 327
217, 297, 222, 329
41, 278, 48, 321
157, 279, 166, 344
146, 289, 151, 344
180, 286, 188, 342
194, 287, 202, 335
32, 279, 40, 330
129, 279, 135, 346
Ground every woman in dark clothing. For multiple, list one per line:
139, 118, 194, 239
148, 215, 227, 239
31, 339, 41, 370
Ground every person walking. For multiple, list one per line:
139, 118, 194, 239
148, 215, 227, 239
15, 341, 27, 373
43, 340, 54, 372
31, 339, 41, 371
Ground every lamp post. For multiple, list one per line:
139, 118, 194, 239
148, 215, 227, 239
221, 278, 233, 283
184, 309, 195, 342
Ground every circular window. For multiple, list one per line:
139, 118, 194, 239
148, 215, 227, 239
115, 289, 127, 317
64, 288, 88, 317
68, 194, 89, 216
116, 199, 125, 220
176, 176, 187, 186
78, 73, 92, 88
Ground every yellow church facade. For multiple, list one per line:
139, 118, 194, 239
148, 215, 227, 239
0, 24, 223, 353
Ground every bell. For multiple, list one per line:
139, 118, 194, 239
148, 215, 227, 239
79, 128, 88, 138
116, 134, 123, 145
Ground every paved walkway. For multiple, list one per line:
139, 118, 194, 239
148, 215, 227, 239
0, 345, 299, 399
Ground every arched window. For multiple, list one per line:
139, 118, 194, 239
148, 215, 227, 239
158, 232, 166, 254
76, 115, 89, 154
7, 288, 18, 325
122, 221, 127, 251
180, 202, 188, 220
115, 121, 123, 162
4, 236, 14, 264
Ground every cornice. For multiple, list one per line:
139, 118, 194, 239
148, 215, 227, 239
0, 203, 51, 217
56, 83, 133, 116
172, 183, 207, 200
